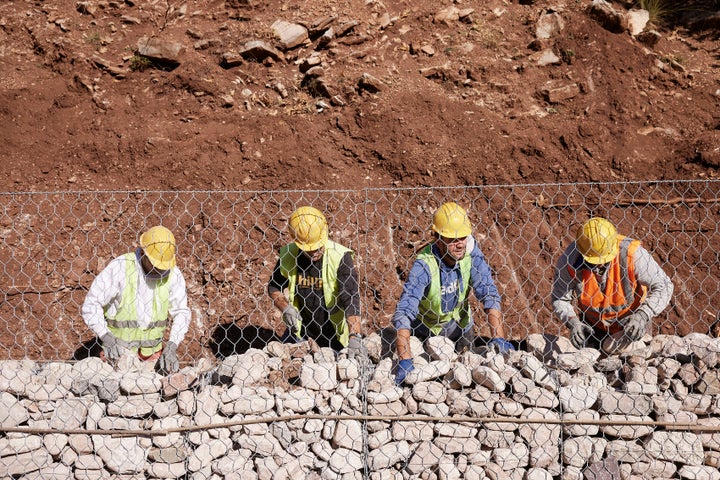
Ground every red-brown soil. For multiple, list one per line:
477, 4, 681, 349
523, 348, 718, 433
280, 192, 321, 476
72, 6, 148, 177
0, 0, 718, 362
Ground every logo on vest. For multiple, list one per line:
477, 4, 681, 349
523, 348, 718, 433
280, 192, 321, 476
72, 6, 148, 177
441, 280, 460, 296
298, 275, 323, 290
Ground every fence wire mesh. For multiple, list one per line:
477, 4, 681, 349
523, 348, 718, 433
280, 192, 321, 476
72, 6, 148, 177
1, 180, 720, 479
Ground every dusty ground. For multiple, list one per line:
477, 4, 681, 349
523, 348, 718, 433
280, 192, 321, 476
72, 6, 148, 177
0, 0, 719, 362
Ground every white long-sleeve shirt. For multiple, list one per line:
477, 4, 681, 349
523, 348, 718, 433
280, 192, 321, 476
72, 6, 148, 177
552, 241, 674, 327
81, 250, 191, 346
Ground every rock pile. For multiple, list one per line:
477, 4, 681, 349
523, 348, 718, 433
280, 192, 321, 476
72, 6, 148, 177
2, 332, 720, 479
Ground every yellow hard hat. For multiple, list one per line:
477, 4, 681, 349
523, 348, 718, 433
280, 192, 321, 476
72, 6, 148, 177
576, 217, 619, 264
289, 206, 328, 251
140, 226, 177, 270
432, 202, 472, 238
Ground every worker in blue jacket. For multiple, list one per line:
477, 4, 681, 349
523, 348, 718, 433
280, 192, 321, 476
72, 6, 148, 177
393, 202, 514, 384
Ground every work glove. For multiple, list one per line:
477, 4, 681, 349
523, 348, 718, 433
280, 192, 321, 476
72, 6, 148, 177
282, 305, 302, 335
347, 334, 368, 361
489, 337, 515, 354
158, 341, 179, 375
395, 359, 414, 386
567, 317, 594, 349
623, 311, 650, 342
101, 332, 123, 363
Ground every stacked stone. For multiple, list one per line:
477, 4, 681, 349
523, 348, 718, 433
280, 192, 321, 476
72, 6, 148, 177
2, 332, 720, 480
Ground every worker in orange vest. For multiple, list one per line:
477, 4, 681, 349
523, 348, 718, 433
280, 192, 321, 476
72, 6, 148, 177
552, 217, 673, 354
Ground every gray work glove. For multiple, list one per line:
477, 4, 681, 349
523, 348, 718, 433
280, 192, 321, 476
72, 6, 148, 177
282, 305, 302, 335
158, 341, 179, 375
347, 334, 368, 360
623, 311, 650, 342
101, 332, 123, 363
567, 317, 594, 349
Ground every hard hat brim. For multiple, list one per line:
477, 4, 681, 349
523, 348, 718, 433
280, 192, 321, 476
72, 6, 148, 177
146, 255, 176, 270
295, 236, 327, 251
581, 246, 619, 265
433, 225, 472, 238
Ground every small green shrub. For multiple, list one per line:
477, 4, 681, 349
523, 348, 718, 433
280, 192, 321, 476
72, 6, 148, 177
129, 54, 152, 71
637, 0, 672, 24
560, 49, 576, 64
635, 0, 717, 26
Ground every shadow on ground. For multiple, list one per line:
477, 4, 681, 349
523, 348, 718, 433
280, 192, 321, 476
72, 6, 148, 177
72, 338, 103, 361
208, 322, 282, 359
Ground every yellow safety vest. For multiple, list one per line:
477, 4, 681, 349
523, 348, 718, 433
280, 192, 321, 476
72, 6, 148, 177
417, 245, 472, 335
279, 240, 353, 347
106, 253, 170, 356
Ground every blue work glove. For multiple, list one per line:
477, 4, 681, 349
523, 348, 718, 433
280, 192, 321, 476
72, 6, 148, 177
489, 338, 515, 354
395, 359, 414, 385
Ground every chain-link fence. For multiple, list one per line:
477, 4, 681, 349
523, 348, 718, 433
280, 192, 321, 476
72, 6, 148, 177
1, 181, 718, 360
1, 180, 720, 479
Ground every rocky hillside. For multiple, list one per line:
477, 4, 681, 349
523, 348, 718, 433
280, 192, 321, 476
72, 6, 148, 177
0, 0, 718, 191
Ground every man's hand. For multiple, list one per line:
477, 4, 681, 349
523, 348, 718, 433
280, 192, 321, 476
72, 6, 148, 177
282, 305, 302, 334
347, 334, 368, 361
489, 337, 515, 354
623, 311, 650, 342
158, 342, 179, 375
101, 333, 123, 363
395, 358, 414, 385
567, 318, 594, 349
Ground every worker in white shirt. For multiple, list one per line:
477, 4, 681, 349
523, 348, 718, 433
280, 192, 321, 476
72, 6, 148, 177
81, 225, 191, 374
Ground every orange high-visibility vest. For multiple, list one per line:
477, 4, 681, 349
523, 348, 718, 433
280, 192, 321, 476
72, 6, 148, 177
568, 236, 648, 333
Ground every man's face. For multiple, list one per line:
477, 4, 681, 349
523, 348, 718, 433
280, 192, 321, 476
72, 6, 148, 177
437, 235, 468, 263
584, 260, 611, 276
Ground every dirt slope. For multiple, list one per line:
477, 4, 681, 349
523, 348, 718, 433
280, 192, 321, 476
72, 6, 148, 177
0, 0, 718, 191
0, 0, 719, 360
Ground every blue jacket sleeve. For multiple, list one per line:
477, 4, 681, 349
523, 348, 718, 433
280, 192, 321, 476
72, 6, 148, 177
392, 259, 431, 331
469, 241, 502, 312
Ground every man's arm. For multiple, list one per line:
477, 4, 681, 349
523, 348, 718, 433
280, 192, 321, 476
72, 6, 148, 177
167, 269, 192, 346
551, 243, 582, 327
270, 290, 290, 312
346, 315, 362, 336
467, 240, 502, 312
396, 328, 412, 360
392, 260, 431, 356
485, 308, 506, 339
470, 245, 506, 338
467, 240, 506, 337
268, 258, 289, 311
336, 252, 362, 335
633, 245, 674, 318
81, 258, 124, 338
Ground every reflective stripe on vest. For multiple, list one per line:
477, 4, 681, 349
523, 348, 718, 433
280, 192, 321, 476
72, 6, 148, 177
106, 253, 171, 355
279, 240, 354, 347
417, 245, 472, 335
569, 236, 648, 332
